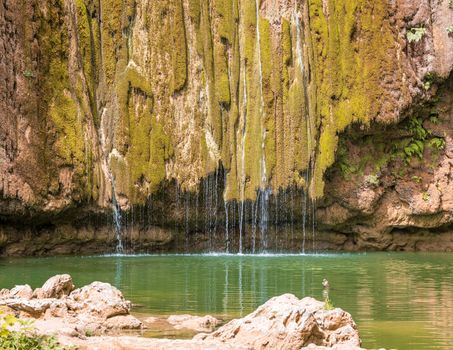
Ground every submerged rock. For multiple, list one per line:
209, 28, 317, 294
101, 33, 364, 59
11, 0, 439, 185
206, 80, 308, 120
195, 294, 361, 350
167, 314, 220, 332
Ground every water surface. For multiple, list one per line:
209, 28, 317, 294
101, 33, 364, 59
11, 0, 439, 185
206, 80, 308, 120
1, 253, 452, 349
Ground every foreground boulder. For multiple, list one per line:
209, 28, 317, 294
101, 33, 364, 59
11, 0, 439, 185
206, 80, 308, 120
195, 294, 361, 349
0, 275, 142, 336
67, 281, 131, 319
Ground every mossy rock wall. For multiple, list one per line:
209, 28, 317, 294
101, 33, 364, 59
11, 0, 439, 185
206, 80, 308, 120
1, 0, 448, 217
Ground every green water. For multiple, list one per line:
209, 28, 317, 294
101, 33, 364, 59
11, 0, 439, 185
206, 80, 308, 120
1, 253, 452, 349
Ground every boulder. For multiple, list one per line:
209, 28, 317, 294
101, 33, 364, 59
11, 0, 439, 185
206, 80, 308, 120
104, 315, 143, 330
167, 314, 219, 332
35, 274, 75, 299
195, 294, 361, 350
9, 284, 33, 299
2, 298, 64, 317
67, 282, 131, 319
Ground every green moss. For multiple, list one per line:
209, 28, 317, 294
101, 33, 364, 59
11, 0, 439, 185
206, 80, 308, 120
214, 0, 234, 43
39, 0, 85, 166
307, 0, 403, 198
171, 0, 188, 93
214, 40, 231, 105
75, 0, 96, 117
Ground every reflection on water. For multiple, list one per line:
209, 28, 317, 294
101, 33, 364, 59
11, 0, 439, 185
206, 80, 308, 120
0, 253, 452, 350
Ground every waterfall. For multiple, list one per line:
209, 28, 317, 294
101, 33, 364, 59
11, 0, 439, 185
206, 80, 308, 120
111, 177, 124, 254
255, 0, 271, 252
293, 7, 316, 253
224, 201, 230, 253
239, 71, 247, 255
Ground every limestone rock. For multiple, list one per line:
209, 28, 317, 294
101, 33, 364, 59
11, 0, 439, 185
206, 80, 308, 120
67, 282, 131, 319
2, 298, 61, 317
104, 315, 143, 330
35, 274, 75, 299
167, 314, 219, 332
195, 294, 361, 350
9, 284, 33, 299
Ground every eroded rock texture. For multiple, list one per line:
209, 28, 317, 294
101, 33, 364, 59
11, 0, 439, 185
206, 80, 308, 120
0, 0, 452, 254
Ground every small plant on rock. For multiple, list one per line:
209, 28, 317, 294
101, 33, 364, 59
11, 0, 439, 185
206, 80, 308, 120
429, 137, 446, 150
422, 192, 430, 202
412, 175, 422, 183
406, 27, 427, 43
323, 297, 335, 311
365, 174, 379, 186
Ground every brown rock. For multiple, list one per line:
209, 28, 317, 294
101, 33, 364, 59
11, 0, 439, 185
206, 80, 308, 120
9, 284, 33, 299
35, 274, 75, 299
67, 282, 131, 319
104, 315, 143, 330
167, 314, 219, 332
195, 294, 361, 350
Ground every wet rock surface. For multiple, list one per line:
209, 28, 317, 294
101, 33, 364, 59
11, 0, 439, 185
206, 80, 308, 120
195, 294, 361, 349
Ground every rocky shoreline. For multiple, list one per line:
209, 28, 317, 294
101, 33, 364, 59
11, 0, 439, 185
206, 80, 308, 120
0, 274, 364, 350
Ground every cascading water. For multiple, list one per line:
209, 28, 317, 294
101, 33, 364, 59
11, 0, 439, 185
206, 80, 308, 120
293, 7, 316, 253
255, 0, 271, 253
239, 71, 247, 255
111, 177, 124, 254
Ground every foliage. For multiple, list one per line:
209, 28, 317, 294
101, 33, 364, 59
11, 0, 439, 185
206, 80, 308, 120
404, 140, 424, 160
422, 192, 430, 202
23, 70, 34, 78
406, 27, 426, 43
429, 137, 446, 150
365, 174, 379, 186
0, 312, 65, 350
412, 175, 422, 183
423, 72, 441, 91
403, 117, 428, 162
447, 26, 453, 34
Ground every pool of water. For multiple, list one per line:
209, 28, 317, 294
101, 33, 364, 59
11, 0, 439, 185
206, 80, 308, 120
1, 252, 452, 349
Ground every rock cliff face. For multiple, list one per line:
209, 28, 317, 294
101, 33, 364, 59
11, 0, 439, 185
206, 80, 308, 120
0, 0, 452, 254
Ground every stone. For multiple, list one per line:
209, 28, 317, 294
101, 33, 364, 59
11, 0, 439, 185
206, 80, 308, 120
167, 314, 219, 332
8, 284, 33, 299
67, 282, 131, 319
195, 294, 361, 350
35, 274, 75, 299
104, 315, 143, 330
0, 289, 9, 298
2, 298, 61, 317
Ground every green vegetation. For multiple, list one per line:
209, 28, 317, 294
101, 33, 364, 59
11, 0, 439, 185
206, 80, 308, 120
323, 297, 335, 311
365, 174, 379, 186
0, 312, 65, 350
429, 137, 446, 150
422, 191, 430, 202
406, 27, 427, 43
412, 175, 422, 183
23, 70, 34, 78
